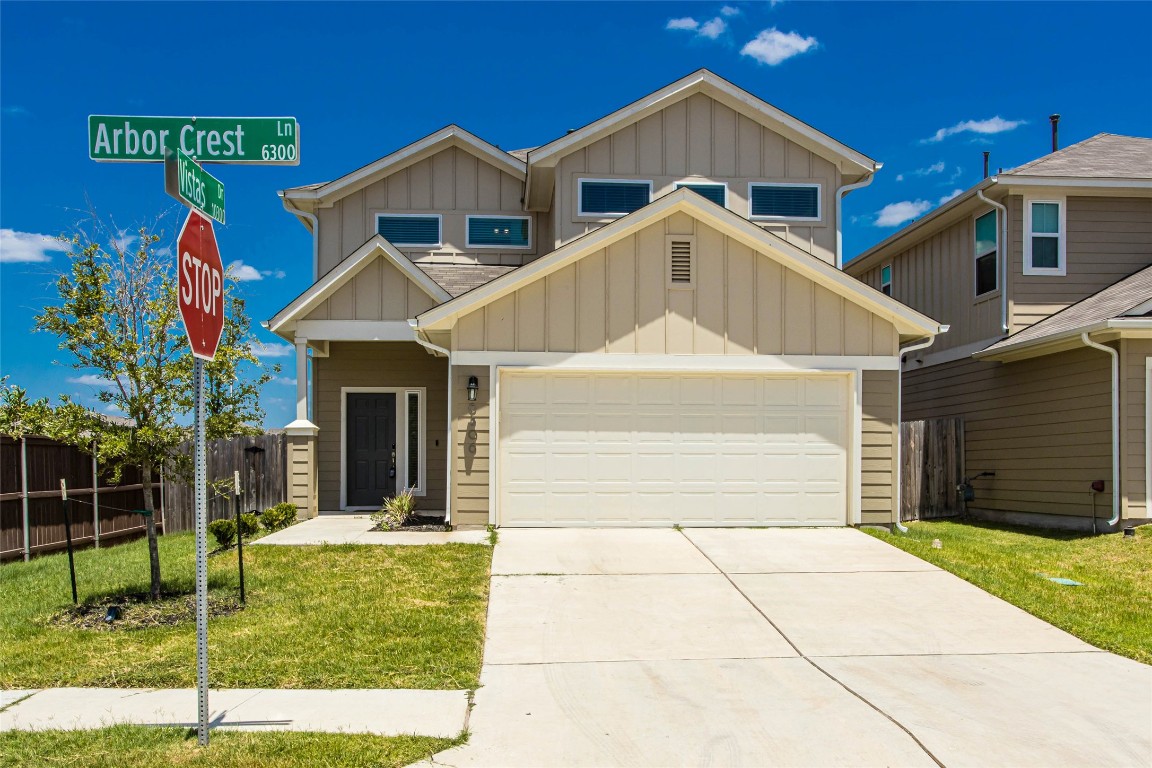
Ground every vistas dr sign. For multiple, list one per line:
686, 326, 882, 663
177, 210, 225, 361
89, 115, 298, 164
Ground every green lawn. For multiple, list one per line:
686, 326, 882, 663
865, 520, 1152, 664
0, 726, 459, 768
0, 532, 491, 689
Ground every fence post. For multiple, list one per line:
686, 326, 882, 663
21, 437, 30, 562
91, 442, 101, 549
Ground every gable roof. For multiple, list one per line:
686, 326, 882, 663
523, 69, 879, 210
416, 188, 941, 341
1002, 133, 1152, 180
279, 125, 526, 214
418, 264, 518, 298
267, 235, 452, 337
977, 265, 1152, 360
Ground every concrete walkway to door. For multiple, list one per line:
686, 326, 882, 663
425, 528, 1151, 768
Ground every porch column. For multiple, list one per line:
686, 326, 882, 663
285, 336, 319, 518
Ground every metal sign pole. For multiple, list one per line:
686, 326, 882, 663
193, 357, 210, 746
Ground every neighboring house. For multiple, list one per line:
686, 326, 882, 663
267, 70, 942, 529
846, 134, 1152, 531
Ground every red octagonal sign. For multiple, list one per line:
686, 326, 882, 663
177, 209, 225, 361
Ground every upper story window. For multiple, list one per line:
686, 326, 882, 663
675, 182, 727, 207
974, 210, 998, 296
880, 264, 892, 296
749, 183, 821, 221
377, 214, 441, 247
467, 215, 531, 249
1024, 198, 1066, 276
578, 179, 652, 217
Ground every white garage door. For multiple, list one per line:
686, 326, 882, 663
499, 371, 849, 526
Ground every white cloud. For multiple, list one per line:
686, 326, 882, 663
111, 229, 136, 253
228, 260, 264, 281
946, 166, 965, 184
0, 229, 67, 263
897, 161, 946, 183
666, 17, 699, 31
895, 174, 905, 182
923, 116, 1027, 144
68, 374, 115, 387
252, 340, 294, 358
741, 28, 818, 65
698, 17, 727, 39
270, 376, 296, 386
721, 5, 741, 16
269, 269, 287, 279
939, 189, 964, 205
874, 200, 932, 228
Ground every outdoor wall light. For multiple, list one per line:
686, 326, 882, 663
467, 376, 479, 402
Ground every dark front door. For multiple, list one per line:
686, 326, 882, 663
347, 393, 397, 507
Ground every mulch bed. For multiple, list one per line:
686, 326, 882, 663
50, 591, 244, 631
369, 514, 449, 533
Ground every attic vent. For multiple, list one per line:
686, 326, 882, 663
666, 235, 696, 288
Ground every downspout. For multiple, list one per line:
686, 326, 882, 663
894, 326, 950, 533
976, 185, 1010, 334
1081, 332, 1120, 527
835, 164, 882, 270
411, 321, 453, 525
281, 194, 320, 282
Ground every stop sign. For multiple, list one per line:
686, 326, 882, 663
177, 209, 225, 360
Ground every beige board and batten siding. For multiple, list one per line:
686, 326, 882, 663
313, 342, 448, 511
1121, 338, 1151, 520
451, 365, 490, 528
452, 213, 897, 356
861, 369, 899, 526
555, 92, 841, 263
904, 347, 1112, 521
1010, 196, 1152, 333
854, 213, 1005, 352
300, 256, 439, 322
315, 146, 542, 274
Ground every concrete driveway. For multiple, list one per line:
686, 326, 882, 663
429, 528, 1151, 768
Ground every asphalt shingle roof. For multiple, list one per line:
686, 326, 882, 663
1003, 134, 1152, 179
417, 264, 519, 298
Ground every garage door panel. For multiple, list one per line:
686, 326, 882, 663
500, 371, 848, 526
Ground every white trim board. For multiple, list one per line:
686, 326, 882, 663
450, 352, 900, 371
1146, 357, 1151, 521
294, 321, 416, 342
339, 387, 427, 511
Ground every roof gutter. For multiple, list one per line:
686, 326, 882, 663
835, 165, 881, 270
281, 193, 320, 282
1081, 332, 1120, 528
976, 182, 1009, 333
410, 322, 453, 526
893, 325, 951, 533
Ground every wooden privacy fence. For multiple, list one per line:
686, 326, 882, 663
161, 433, 287, 533
1, 435, 160, 562
900, 417, 965, 521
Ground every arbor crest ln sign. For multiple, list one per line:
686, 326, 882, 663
89, 116, 299, 164
177, 210, 225, 360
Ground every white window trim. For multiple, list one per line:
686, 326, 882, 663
465, 214, 532, 250
974, 209, 999, 298
880, 263, 893, 296
375, 213, 443, 248
1023, 197, 1066, 276
577, 178, 653, 218
674, 180, 728, 207
339, 387, 427, 511
748, 181, 822, 222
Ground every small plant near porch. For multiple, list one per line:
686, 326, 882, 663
371, 488, 417, 531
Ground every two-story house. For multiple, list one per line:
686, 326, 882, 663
846, 134, 1152, 531
267, 70, 942, 529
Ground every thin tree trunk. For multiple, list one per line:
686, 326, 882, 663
141, 459, 162, 600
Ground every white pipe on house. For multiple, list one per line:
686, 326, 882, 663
1081, 332, 1121, 527
281, 195, 320, 282
411, 323, 453, 525
976, 187, 1009, 333
894, 326, 950, 533
835, 165, 881, 270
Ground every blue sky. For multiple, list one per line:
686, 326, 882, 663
2, 1, 1150, 429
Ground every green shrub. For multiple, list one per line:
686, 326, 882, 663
371, 487, 416, 531
208, 519, 236, 548
237, 512, 260, 539
260, 502, 298, 531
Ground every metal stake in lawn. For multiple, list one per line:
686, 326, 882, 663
60, 479, 78, 604
192, 358, 209, 746
234, 470, 245, 604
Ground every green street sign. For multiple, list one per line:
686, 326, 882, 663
166, 148, 226, 224
89, 115, 299, 164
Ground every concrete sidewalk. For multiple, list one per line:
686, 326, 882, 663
253, 515, 489, 546
0, 688, 468, 737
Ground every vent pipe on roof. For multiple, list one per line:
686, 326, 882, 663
983, 151, 990, 179
1050, 114, 1061, 152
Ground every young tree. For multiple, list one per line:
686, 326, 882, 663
35, 215, 273, 600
